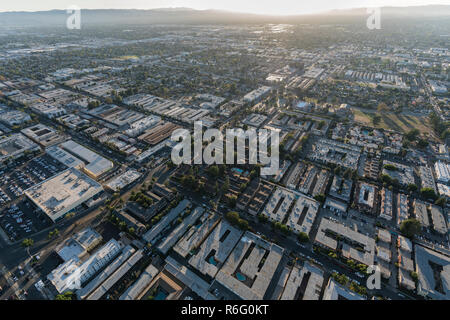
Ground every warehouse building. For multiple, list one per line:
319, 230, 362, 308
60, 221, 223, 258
24, 167, 103, 222
60, 140, 113, 179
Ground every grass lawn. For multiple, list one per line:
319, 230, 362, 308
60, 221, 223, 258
352, 109, 434, 136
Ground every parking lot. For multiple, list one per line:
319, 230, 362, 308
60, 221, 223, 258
0, 154, 68, 242
22, 154, 67, 183
0, 154, 67, 205
0, 199, 53, 242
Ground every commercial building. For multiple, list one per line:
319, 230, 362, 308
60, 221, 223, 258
105, 170, 142, 192
0, 108, 31, 126
56, 227, 103, 262
31, 103, 66, 118
21, 124, 64, 147
48, 239, 123, 293
24, 168, 103, 222
46, 144, 84, 169
124, 115, 161, 137
76, 245, 136, 299
215, 232, 284, 300
138, 121, 181, 147
60, 140, 113, 179
0, 133, 40, 164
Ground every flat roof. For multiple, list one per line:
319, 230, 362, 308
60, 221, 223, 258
414, 200, 430, 228
173, 212, 220, 258
25, 167, 103, 221
87, 249, 144, 300
60, 140, 113, 177
323, 279, 365, 300
315, 218, 375, 266
46, 145, 84, 168
215, 231, 284, 300
430, 205, 448, 235
105, 170, 142, 191
324, 197, 348, 213
415, 244, 450, 300
142, 199, 191, 244
157, 206, 205, 255
77, 245, 135, 300
119, 264, 160, 300
189, 219, 243, 278
280, 262, 324, 300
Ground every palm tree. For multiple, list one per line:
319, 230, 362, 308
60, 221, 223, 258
22, 238, 34, 258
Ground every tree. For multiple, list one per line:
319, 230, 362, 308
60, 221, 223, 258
237, 218, 249, 230
435, 196, 446, 208
207, 165, 219, 178
22, 238, 34, 248
407, 184, 418, 192
55, 291, 75, 300
405, 129, 420, 141
420, 187, 437, 201
297, 232, 310, 243
400, 218, 422, 238
313, 194, 326, 203
22, 238, 34, 258
225, 211, 240, 225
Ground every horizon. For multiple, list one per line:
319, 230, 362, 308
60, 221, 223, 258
0, 1, 449, 15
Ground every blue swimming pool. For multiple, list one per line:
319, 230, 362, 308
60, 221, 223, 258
154, 290, 168, 300
232, 168, 244, 174
209, 256, 218, 266
236, 272, 246, 281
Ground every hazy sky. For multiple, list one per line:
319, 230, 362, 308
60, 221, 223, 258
0, 0, 448, 15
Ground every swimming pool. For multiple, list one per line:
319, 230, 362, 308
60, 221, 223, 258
209, 256, 218, 266
236, 272, 246, 281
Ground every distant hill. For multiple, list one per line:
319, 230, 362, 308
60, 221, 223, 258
0, 5, 449, 28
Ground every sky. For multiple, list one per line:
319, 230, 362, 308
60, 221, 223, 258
0, 0, 448, 15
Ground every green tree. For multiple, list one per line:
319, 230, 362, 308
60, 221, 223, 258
297, 232, 310, 243
420, 187, 437, 200
435, 196, 446, 207
400, 218, 422, 238
313, 194, 326, 203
